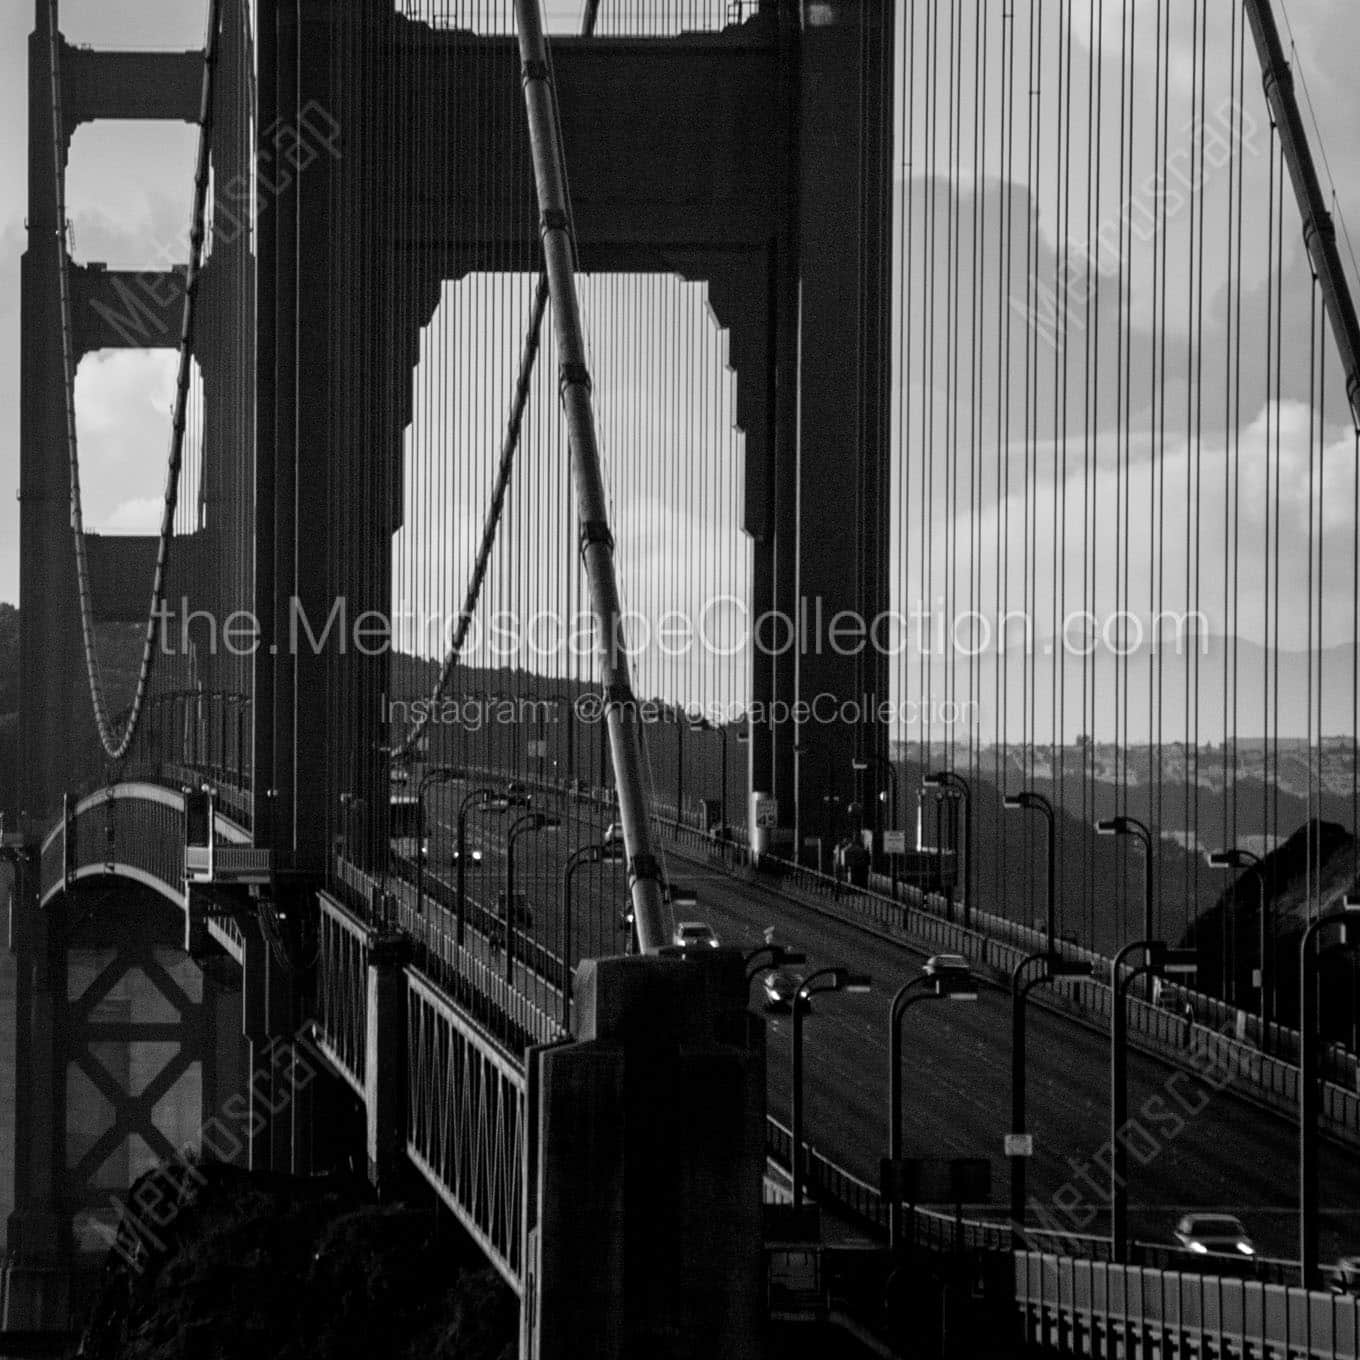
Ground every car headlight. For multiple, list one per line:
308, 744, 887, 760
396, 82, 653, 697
1189, 1242, 1208, 1254
1236, 1242, 1254, 1256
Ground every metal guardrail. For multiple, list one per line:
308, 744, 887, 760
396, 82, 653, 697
763, 1115, 1303, 1290
1015, 1250, 1360, 1359
762, 1115, 1106, 1262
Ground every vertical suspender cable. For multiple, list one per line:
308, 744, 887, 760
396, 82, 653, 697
514, 0, 670, 952
396, 0, 602, 761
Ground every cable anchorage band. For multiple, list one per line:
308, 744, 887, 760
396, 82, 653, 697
559, 360, 592, 396
579, 519, 615, 555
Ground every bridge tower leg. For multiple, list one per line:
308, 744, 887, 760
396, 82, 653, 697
758, 0, 894, 861
3, 852, 73, 1330
240, 896, 313, 1174
20, 6, 84, 822
523, 952, 765, 1360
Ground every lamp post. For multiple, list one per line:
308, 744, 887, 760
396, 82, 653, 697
792, 967, 872, 1212
887, 961, 977, 1249
1208, 847, 1268, 1039
1096, 815, 1155, 947
554, 693, 575, 794
675, 710, 687, 827
853, 753, 900, 898
504, 813, 560, 983
690, 717, 730, 838
227, 694, 246, 788
415, 766, 464, 918
1004, 791, 1057, 961
1110, 940, 1197, 1261
923, 771, 972, 926
820, 794, 842, 877
1299, 898, 1360, 1287
560, 837, 626, 1031
743, 943, 808, 986
456, 786, 500, 946
1010, 953, 1093, 1243
794, 738, 837, 856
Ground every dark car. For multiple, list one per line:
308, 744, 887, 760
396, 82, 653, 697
503, 781, 532, 808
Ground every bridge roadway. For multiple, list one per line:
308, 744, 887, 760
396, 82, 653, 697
421, 783, 1360, 1266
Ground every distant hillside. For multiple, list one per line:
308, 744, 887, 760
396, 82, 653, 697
1183, 820, 1360, 1044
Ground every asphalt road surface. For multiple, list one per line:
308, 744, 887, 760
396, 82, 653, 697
420, 784, 1360, 1264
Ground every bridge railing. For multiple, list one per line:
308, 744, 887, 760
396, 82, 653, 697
1014, 1251, 1360, 1360
315, 892, 371, 1096
405, 966, 528, 1291
38, 781, 186, 907
330, 855, 564, 1053
763, 1116, 1107, 1262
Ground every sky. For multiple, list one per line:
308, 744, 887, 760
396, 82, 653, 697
4, 0, 1360, 745
0, 0, 605, 610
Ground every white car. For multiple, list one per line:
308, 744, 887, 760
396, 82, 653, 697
674, 921, 720, 950
1172, 1213, 1255, 1259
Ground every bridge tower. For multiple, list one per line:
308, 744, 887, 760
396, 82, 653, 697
19, 2, 204, 823
263, 0, 897, 868
3, 848, 243, 1331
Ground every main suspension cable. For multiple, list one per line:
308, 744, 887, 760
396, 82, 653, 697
48, 0, 223, 762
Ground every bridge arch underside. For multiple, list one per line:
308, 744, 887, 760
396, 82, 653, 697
11, 877, 245, 1283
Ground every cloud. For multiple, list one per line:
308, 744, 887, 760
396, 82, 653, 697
103, 497, 164, 533
74, 349, 178, 534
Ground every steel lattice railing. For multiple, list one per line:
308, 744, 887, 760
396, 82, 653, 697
406, 968, 528, 1290
315, 892, 372, 1097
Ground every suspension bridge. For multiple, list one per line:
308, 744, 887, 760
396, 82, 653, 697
6, 0, 1360, 1354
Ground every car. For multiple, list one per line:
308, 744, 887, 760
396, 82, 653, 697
1172, 1213, 1255, 1259
504, 781, 532, 808
389, 765, 411, 785
604, 821, 625, 847
450, 847, 484, 869
674, 921, 720, 949
923, 953, 971, 981
1328, 1256, 1360, 1294
761, 969, 808, 1012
